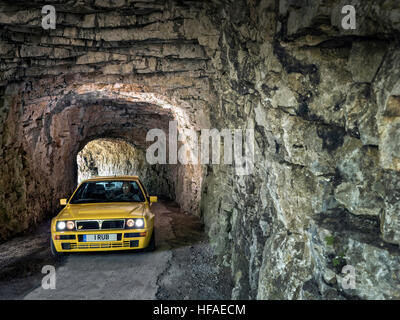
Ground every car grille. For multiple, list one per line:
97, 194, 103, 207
76, 221, 99, 230
70, 241, 131, 249
102, 220, 125, 230
76, 219, 125, 231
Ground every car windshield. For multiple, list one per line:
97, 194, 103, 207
70, 181, 145, 204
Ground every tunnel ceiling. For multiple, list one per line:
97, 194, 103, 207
1, 0, 400, 300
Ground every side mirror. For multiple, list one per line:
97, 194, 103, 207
60, 199, 67, 206
149, 196, 158, 203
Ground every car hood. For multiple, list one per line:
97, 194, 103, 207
58, 202, 146, 220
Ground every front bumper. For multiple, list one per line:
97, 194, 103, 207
51, 229, 153, 252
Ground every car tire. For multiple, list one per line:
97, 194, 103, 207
50, 237, 64, 259
144, 229, 156, 252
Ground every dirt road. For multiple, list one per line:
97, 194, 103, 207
0, 202, 232, 300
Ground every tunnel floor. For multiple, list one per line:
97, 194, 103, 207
0, 202, 233, 300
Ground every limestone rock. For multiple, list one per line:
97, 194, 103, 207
0, 0, 400, 301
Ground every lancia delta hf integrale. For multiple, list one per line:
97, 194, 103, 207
50, 176, 157, 256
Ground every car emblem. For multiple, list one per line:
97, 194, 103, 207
98, 220, 103, 229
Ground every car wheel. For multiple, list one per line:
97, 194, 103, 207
144, 229, 156, 252
50, 237, 64, 258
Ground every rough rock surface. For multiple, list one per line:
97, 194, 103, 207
0, 0, 400, 300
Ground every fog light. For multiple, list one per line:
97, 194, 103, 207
61, 243, 71, 250
130, 240, 139, 248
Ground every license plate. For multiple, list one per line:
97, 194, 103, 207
83, 234, 117, 242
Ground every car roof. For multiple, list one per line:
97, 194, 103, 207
82, 176, 140, 182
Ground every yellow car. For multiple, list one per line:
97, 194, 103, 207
50, 176, 157, 257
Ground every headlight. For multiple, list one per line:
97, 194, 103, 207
135, 219, 144, 228
126, 219, 135, 228
57, 221, 66, 231
66, 221, 75, 230
125, 218, 145, 229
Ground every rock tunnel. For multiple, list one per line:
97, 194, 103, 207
1, 81, 205, 234
1, 0, 400, 300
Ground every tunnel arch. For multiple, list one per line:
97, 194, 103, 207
2, 77, 211, 240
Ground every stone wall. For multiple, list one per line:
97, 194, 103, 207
1, 0, 400, 299
200, 0, 400, 299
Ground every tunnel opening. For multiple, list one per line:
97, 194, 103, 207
0, 79, 209, 243
76, 138, 175, 201
50, 85, 206, 217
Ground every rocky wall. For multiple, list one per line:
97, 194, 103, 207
0, 0, 400, 300
201, 0, 400, 299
